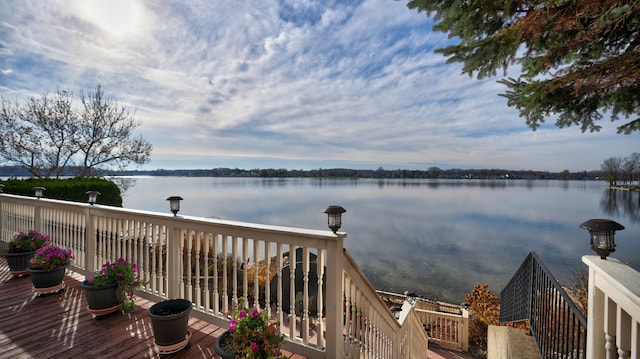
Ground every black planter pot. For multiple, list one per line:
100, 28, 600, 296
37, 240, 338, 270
80, 280, 121, 316
27, 265, 67, 295
148, 299, 192, 347
214, 330, 236, 359
3, 251, 36, 276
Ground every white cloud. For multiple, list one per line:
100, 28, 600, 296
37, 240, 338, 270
0, 0, 635, 172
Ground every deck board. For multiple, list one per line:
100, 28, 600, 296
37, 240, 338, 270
0, 258, 300, 359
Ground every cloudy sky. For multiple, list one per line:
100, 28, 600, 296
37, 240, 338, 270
0, 0, 635, 172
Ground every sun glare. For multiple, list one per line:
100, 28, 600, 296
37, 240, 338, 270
81, 0, 141, 37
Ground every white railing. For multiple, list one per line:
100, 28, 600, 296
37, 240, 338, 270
0, 193, 429, 359
377, 290, 469, 351
583, 255, 640, 359
341, 250, 429, 358
415, 308, 469, 351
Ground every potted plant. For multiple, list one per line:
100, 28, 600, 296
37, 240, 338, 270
214, 298, 285, 359
1, 230, 49, 276
148, 298, 193, 354
26, 242, 74, 294
80, 258, 146, 316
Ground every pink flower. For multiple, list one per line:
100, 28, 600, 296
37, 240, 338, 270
251, 308, 260, 319
238, 310, 247, 319
250, 342, 259, 353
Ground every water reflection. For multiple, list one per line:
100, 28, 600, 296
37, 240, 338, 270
601, 188, 640, 224
120, 177, 639, 303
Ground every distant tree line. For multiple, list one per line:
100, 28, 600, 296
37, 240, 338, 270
85, 166, 604, 180
600, 153, 640, 186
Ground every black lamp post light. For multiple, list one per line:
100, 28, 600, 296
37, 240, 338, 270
86, 191, 100, 205
167, 196, 183, 216
579, 218, 625, 260
32, 186, 45, 199
323, 205, 346, 233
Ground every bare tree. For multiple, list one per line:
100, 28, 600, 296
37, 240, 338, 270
0, 89, 78, 178
74, 85, 152, 177
622, 153, 640, 186
0, 85, 152, 178
600, 157, 623, 186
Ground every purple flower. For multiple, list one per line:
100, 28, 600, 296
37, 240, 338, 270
251, 308, 260, 319
250, 342, 259, 353
238, 310, 247, 319
229, 319, 237, 332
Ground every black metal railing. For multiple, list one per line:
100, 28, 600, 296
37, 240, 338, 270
500, 252, 587, 359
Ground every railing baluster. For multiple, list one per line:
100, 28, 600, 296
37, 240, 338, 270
288, 245, 297, 340
212, 233, 220, 314
252, 239, 259, 310
221, 235, 228, 313
276, 243, 284, 330
241, 237, 248, 302
316, 248, 325, 348
302, 246, 310, 342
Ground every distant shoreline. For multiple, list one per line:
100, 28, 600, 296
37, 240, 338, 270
0, 166, 607, 181
610, 185, 640, 192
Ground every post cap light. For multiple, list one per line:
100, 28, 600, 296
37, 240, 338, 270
86, 191, 100, 205
0, 184, 4, 193
32, 186, 46, 199
323, 205, 346, 233
579, 219, 625, 260
166, 196, 183, 216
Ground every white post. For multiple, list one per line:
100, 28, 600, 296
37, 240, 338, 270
166, 219, 182, 299
586, 261, 605, 359
33, 199, 42, 234
461, 308, 470, 352
325, 233, 345, 358
85, 207, 96, 271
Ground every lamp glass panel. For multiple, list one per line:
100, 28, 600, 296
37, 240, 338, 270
328, 213, 341, 228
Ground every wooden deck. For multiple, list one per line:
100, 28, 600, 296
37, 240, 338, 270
0, 256, 475, 359
0, 258, 304, 359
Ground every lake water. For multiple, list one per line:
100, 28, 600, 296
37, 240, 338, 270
119, 177, 640, 303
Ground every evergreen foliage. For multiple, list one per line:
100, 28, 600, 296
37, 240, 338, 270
0, 177, 122, 206
407, 0, 640, 134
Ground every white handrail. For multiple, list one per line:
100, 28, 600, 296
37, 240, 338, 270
583, 255, 640, 359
